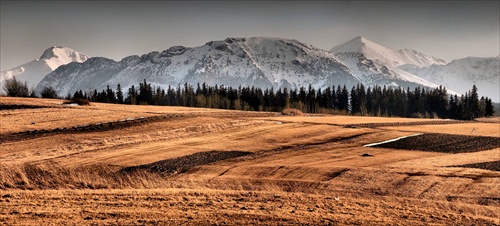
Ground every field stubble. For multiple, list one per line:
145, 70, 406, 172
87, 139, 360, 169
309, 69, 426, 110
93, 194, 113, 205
1, 97, 499, 225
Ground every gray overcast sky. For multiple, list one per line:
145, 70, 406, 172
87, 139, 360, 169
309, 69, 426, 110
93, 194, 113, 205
1, 1, 499, 71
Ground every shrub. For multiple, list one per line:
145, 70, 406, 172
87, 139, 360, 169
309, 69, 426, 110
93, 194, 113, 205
2, 77, 29, 97
63, 98, 90, 106
281, 108, 303, 116
41, 86, 59, 99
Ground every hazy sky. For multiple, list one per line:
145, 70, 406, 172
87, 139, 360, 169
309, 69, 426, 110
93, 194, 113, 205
1, 1, 499, 71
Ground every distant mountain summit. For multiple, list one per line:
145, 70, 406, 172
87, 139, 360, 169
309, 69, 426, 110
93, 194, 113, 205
332, 36, 446, 67
39, 46, 89, 63
331, 36, 445, 90
0, 46, 89, 90
332, 36, 499, 101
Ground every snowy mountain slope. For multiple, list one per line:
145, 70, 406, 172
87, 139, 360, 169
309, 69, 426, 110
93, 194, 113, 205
331, 36, 446, 67
36, 37, 362, 96
331, 37, 448, 92
401, 56, 500, 102
0, 46, 89, 91
333, 52, 439, 90
333, 35, 498, 101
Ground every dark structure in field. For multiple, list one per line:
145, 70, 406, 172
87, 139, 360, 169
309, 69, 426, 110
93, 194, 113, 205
371, 133, 500, 153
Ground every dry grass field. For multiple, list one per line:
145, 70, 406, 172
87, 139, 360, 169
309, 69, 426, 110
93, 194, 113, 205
1, 96, 499, 225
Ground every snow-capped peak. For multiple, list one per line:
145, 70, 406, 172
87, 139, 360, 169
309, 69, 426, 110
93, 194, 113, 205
1, 46, 90, 91
331, 36, 446, 68
331, 36, 390, 57
40, 46, 64, 59
39, 46, 90, 70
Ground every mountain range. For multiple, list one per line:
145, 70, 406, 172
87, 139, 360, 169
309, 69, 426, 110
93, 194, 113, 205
333, 36, 498, 101
1, 36, 498, 102
400, 57, 499, 102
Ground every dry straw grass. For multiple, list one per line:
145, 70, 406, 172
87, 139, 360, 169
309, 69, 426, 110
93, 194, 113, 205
1, 97, 500, 225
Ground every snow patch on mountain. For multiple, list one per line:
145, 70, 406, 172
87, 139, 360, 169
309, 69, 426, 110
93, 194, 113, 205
331, 36, 446, 68
40, 46, 89, 70
0, 46, 89, 91
402, 57, 500, 102
335, 52, 451, 92
331, 36, 468, 95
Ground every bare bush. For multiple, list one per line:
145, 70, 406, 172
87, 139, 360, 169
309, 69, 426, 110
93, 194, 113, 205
281, 108, 303, 116
2, 77, 29, 97
63, 98, 90, 106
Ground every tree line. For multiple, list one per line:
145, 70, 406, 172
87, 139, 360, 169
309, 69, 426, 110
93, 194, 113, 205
69, 79, 493, 120
2, 77, 495, 120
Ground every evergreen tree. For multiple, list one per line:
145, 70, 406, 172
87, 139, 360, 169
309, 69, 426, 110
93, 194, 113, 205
470, 85, 480, 118
307, 85, 316, 113
116, 84, 124, 104
138, 79, 153, 105
462, 93, 473, 120
41, 86, 58, 99
329, 85, 337, 110
365, 87, 373, 115
350, 86, 358, 114
73, 90, 85, 100
106, 85, 116, 103
448, 95, 459, 119
126, 85, 138, 105
484, 97, 495, 117
282, 87, 289, 109
339, 85, 349, 112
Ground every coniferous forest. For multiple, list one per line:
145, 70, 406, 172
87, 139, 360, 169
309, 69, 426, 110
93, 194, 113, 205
66, 79, 495, 120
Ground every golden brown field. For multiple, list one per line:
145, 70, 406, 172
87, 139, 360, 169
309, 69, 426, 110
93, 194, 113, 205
1, 97, 499, 225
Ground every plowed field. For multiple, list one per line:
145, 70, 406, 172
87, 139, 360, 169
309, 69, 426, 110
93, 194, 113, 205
371, 133, 500, 153
453, 160, 500, 171
1, 97, 499, 225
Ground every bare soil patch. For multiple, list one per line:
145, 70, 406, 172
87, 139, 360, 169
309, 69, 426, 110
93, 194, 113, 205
451, 160, 500, 172
371, 133, 500, 153
122, 151, 252, 175
382, 123, 500, 137
0, 104, 50, 110
345, 120, 473, 128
